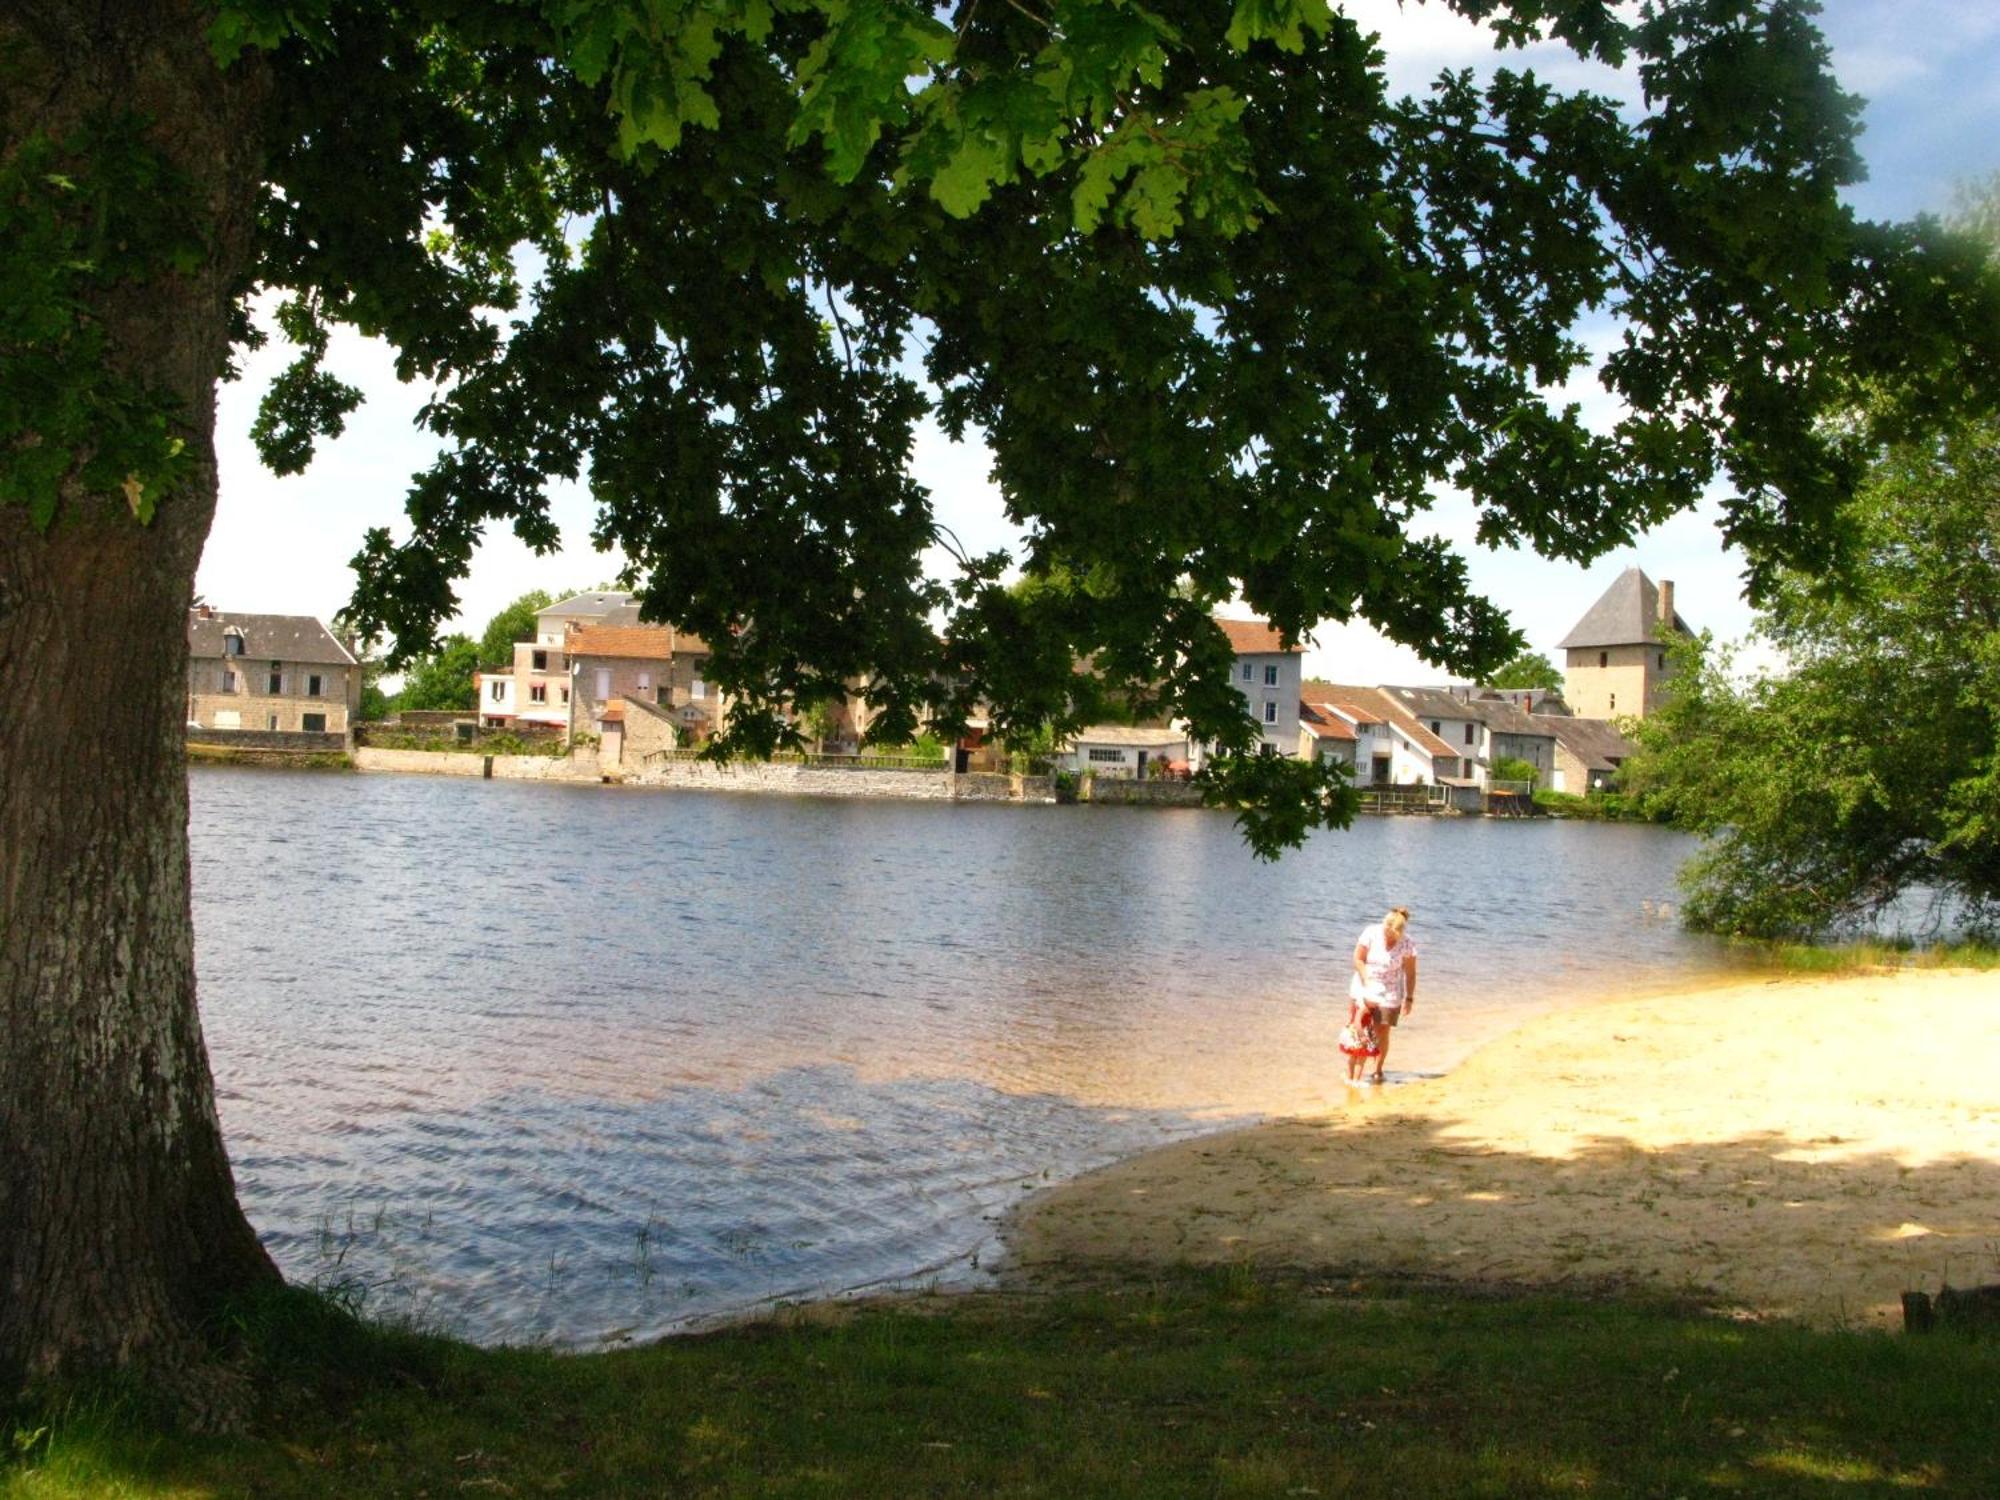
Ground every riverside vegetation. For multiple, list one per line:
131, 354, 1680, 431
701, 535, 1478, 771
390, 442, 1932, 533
7, 1273, 1998, 1498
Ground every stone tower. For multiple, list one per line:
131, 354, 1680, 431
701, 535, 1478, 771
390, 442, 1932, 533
1557, 567, 1691, 720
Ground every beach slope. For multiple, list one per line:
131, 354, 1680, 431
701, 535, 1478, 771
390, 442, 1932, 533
1010, 970, 2000, 1328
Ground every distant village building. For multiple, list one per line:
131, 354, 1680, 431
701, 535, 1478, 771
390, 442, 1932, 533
1534, 715, 1638, 794
1301, 683, 1461, 785
185, 606, 360, 736
1558, 567, 1693, 720
565, 622, 713, 745
1213, 617, 1304, 757
475, 590, 643, 730
1061, 724, 1191, 779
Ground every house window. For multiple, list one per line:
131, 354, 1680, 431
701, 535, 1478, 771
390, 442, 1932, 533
530, 684, 546, 704
1240, 663, 1254, 682
1599, 650, 1608, 668
593, 668, 612, 700
1430, 720, 1440, 735
656, 685, 668, 705
489, 680, 505, 702
306, 674, 322, 697
224, 634, 244, 656
1263, 664, 1278, 687
1263, 700, 1277, 724
1464, 723, 1474, 745
267, 714, 278, 730
637, 671, 651, 690
302, 712, 326, 732
1658, 652, 1666, 671
532, 650, 548, 670
1609, 694, 1617, 711
560, 687, 569, 704
221, 669, 236, 693
692, 678, 706, 699
1087, 747, 1124, 763
267, 669, 283, 694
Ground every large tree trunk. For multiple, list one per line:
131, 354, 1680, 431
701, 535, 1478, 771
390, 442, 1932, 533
0, 3, 278, 1407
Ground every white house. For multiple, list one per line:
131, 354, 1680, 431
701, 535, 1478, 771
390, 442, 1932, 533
1063, 724, 1191, 779
1196, 617, 1305, 762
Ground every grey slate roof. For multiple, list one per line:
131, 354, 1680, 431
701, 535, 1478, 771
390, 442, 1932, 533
187, 610, 355, 665
1383, 685, 1556, 741
1535, 715, 1637, 771
1476, 698, 1557, 740
539, 590, 644, 625
1382, 684, 1477, 722
1558, 567, 1692, 649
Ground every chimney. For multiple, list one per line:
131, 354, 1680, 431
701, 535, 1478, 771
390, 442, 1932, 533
1657, 579, 1675, 628
197, 602, 214, 620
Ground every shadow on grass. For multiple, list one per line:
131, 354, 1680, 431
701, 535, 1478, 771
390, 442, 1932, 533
6, 1268, 1998, 1499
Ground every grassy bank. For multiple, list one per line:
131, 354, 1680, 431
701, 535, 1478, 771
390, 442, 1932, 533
1740, 938, 2000, 973
8, 1273, 1996, 1498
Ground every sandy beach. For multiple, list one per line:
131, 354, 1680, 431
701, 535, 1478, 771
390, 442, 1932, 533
1009, 968, 2000, 1329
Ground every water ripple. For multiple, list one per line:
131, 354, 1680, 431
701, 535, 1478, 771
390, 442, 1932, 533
191, 768, 1754, 1346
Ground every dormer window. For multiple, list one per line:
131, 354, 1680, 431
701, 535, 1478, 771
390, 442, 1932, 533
224, 632, 245, 657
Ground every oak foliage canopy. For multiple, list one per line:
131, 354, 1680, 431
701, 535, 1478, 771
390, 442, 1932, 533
16, 0, 2000, 847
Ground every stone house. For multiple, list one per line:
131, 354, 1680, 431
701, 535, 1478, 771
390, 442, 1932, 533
565, 622, 715, 748
1476, 696, 1561, 787
1535, 714, 1638, 793
476, 590, 643, 729
185, 605, 360, 737
1558, 567, 1694, 720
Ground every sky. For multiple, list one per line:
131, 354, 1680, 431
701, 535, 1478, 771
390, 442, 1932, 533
198, 0, 2000, 684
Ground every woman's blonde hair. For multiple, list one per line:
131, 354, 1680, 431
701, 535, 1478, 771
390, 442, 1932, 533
1383, 906, 1410, 937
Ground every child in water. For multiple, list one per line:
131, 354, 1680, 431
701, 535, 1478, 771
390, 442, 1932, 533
1338, 991, 1382, 1083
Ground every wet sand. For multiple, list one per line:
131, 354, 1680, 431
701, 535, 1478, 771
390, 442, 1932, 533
1008, 969, 2000, 1328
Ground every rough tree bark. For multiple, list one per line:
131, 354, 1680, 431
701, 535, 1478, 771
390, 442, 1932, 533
0, 3, 279, 1408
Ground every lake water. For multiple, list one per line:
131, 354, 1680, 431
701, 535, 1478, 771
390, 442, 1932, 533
191, 768, 1760, 1346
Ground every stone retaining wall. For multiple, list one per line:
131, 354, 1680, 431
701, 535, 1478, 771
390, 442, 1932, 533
352, 747, 1052, 804
353, 747, 589, 780
634, 758, 954, 800
1086, 778, 1206, 807
186, 728, 348, 754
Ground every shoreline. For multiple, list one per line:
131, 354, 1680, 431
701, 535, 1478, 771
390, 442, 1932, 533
1001, 967, 2000, 1330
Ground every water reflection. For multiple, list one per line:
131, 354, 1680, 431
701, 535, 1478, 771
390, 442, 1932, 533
192, 770, 1751, 1345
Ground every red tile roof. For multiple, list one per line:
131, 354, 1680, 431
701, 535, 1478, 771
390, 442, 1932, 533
565, 624, 674, 660
1214, 617, 1303, 655
1307, 682, 1456, 758
1299, 703, 1358, 741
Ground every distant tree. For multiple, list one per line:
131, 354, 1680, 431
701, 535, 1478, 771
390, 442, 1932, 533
1491, 754, 1540, 787
1624, 417, 2000, 940
1489, 651, 1562, 691
356, 659, 393, 722
393, 636, 481, 713
477, 590, 554, 670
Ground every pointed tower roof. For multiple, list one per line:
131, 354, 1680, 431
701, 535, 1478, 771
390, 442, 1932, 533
1558, 567, 1691, 649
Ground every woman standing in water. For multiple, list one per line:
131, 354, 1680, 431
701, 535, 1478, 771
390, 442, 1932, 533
1349, 906, 1418, 1085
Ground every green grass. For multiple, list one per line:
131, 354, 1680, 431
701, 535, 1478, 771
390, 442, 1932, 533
7, 1273, 1998, 1498
1742, 938, 2000, 973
